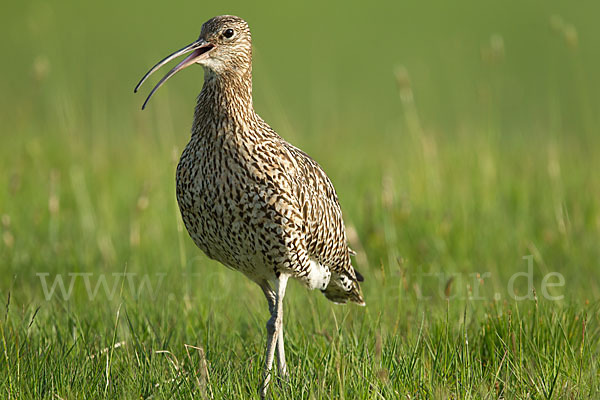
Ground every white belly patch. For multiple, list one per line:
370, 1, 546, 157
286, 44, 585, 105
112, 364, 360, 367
305, 259, 331, 290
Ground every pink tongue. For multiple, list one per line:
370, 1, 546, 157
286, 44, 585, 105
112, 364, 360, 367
178, 48, 204, 68
177, 44, 213, 68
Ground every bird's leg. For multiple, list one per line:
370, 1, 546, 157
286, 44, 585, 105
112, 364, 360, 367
259, 281, 288, 381
276, 321, 288, 380
260, 281, 276, 316
259, 274, 288, 399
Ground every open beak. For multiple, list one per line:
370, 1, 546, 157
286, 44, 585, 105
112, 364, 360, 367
135, 39, 214, 109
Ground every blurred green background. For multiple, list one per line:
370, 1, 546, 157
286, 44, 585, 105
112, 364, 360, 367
1, 0, 600, 397
2, 0, 598, 297
3, 0, 600, 136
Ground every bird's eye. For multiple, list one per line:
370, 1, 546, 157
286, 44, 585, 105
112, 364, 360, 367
223, 28, 234, 38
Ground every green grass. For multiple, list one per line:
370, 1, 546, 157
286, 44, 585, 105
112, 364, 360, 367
1, 0, 600, 398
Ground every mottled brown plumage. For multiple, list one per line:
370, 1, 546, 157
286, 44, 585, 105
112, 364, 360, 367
136, 15, 364, 397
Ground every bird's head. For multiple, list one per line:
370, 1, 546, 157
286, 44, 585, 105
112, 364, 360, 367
135, 15, 252, 109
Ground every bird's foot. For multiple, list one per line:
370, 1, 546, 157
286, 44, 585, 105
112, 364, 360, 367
258, 372, 271, 399
259, 370, 288, 398
274, 372, 289, 389
277, 362, 289, 380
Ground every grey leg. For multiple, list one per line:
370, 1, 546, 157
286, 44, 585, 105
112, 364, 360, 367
276, 323, 288, 379
259, 280, 289, 380
259, 274, 289, 399
260, 280, 276, 315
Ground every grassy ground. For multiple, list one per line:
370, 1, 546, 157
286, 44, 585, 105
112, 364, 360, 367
1, 0, 600, 398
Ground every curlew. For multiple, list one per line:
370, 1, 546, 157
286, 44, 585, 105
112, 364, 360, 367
135, 15, 364, 397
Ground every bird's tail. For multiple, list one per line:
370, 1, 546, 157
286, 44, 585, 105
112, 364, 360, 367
322, 269, 365, 306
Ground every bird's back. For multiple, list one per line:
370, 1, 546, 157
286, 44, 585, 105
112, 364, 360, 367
275, 135, 364, 304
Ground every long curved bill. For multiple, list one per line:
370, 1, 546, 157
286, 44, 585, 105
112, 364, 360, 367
135, 39, 214, 110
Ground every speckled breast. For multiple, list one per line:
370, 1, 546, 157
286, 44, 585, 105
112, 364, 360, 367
174, 139, 286, 280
